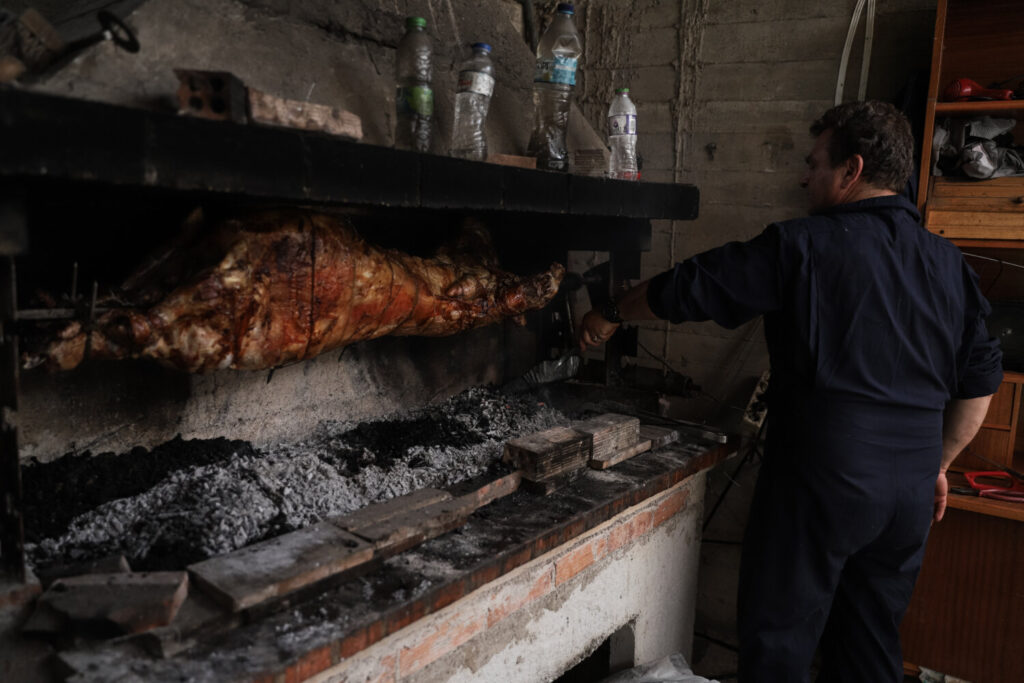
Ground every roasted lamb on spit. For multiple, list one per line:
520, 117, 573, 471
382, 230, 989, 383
28, 210, 564, 373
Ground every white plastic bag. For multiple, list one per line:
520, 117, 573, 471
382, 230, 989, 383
598, 653, 719, 683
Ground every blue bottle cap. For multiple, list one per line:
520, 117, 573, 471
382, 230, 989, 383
472, 42, 492, 53
557, 3, 575, 14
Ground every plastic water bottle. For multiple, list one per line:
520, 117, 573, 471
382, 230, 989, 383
607, 88, 638, 180
395, 17, 433, 153
450, 43, 495, 160
527, 3, 583, 172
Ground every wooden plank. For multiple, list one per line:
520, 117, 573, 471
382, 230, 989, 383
188, 522, 372, 612
24, 571, 188, 635
928, 210, 1024, 228
589, 440, 653, 470
349, 497, 477, 553
932, 177, 1024, 198
928, 197, 1024, 211
573, 413, 640, 460
503, 426, 592, 480
331, 488, 452, 534
454, 470, 522, 508
334, 476, 521, 555
639, 424, 680, 449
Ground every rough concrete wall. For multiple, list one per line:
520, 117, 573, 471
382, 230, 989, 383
23, 0, 536, 154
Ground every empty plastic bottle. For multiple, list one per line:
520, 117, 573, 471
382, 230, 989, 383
607, 88, 638, 180
395, 17, 433, 153
450, 43, 495, 161
527, 3, 583, 172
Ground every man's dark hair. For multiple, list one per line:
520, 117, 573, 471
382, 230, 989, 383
810, 100, 915, 193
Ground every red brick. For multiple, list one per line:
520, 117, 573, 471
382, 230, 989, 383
430, 579, 468, 611
399, 609, 487, 676
652, 487, 691, 528
287, 644, 333, 682
606, 510, 654, 554
340, 627, 370, 658
487, 569, 553, 627
555, 541, 596, 585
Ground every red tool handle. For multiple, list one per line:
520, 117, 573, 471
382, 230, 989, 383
942, 78, 1014, 101
965, 470, 1014, 490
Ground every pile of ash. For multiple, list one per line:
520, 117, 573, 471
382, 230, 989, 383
23, 387, 565, 573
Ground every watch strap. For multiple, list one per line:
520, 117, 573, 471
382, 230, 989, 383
601, 299, 623, 324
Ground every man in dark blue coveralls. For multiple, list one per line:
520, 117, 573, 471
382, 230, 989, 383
578, 101, 1003, 681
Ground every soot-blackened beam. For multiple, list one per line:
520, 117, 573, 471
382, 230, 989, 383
0, 87, 700, 222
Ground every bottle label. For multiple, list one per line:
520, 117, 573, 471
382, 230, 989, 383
534, 56, 578, 86
457, 71, 494, 97
396, 85, 434, 116
608, 114, 637, 136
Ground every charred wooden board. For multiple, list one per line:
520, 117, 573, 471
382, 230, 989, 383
335, 475, 523, 555
187, 480, 522, 617
23, 571, 188, 636
331, 488, 452, 534
574, 414, 640, 461
187, 522, 372, 612
639, 424, 680, 449
503, 426, 592, 481
589, 440, 653, 470
344, 497, 477, 554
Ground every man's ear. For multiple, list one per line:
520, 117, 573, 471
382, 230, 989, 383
841, 154, 865, 188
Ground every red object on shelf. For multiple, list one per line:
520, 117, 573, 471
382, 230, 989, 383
942, 78, 1014, 102
965, 470, 1024, 502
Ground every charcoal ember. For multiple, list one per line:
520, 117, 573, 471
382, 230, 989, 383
24, 387, 565, 573
21, 437, 254, 544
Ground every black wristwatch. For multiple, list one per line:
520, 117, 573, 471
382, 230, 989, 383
601, 299, 624, 324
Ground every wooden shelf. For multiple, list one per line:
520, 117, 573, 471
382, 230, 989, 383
935, 100, 1024, 117
947, 490, 1024, 523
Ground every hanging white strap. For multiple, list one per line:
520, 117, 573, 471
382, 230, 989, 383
836, 0, 869, 105
857, 0, 876, 100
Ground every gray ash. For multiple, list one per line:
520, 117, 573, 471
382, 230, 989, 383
24, 387, 564, 573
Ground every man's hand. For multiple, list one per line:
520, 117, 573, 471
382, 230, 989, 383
578, 310, 620, 351
933, 469, 949, 523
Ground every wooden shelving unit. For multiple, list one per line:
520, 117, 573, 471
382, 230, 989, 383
903, 4, 1024, 679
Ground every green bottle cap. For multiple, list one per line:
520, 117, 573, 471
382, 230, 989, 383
616, 87, 630, 93
406, 17, 427, 29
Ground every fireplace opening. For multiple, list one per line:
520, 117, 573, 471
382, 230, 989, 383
555, 622, 636, 683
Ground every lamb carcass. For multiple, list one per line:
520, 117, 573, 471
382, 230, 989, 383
32, 210, 564, 373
